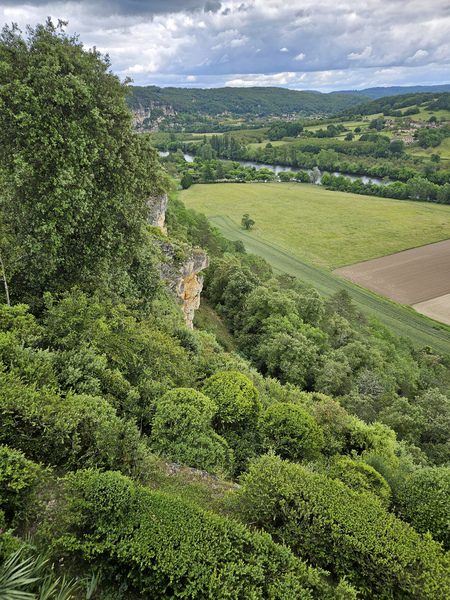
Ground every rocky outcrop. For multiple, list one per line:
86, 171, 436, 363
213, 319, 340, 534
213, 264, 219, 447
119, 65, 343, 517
147, 194, 209, 329
131, 103, 177, 129
147, 191, 208, 328
147, 193, 168, 234
157, 242, 209, 329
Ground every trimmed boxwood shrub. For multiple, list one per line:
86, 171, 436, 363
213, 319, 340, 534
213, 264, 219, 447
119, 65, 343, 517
52, 469, 357, 600
229, 453, 450, 600
151, 388, 233, 475
202, 371, 262, 474
259, 403, 324, 462
329, 457, 391, 508
0, 444, 46, 527
202, 371, 262, 429
396, 466, 450, 550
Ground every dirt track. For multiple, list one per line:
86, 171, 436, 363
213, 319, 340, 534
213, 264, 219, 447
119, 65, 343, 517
333, 239, 450, 305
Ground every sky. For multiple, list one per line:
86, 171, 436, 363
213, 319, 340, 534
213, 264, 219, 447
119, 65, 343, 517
1, 0, 450, 92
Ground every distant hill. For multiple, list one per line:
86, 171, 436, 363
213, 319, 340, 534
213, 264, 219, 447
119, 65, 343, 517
331, 84, 450, 99
334, 91, 450, 120
126, 85, 369, 119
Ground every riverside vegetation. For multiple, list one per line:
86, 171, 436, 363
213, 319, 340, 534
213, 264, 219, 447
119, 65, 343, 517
1, 20, 450, 600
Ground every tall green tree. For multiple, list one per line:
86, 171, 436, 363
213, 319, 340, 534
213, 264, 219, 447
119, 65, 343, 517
0, 20, 168, 302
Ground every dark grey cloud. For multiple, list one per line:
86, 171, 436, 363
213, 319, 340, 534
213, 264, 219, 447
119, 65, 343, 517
0, 0, 204, 16
204, 0, 222, 13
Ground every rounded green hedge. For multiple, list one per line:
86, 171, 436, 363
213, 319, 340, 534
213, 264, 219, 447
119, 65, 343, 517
329, 457, 391, 507
151, 387, 233, 474
202, 371, 261, 430
259, 403, 324, 462
397, 466, 450, 550
53, 469, 356, 600
230, 453, 450, 600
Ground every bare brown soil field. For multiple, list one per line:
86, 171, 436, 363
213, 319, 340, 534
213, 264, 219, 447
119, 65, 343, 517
333, 239, 450, 305
413, 294, 450, 326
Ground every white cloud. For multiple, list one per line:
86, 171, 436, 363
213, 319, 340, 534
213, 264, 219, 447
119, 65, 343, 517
225, 72, 301, 86
1, 0, 449, 91
406, 49, 429, 62
348, 46, 372, 60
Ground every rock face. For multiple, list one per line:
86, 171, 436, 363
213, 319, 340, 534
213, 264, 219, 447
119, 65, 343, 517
157, 243, 209, 329
147, 193, 168, 234
148, 196, 209, 328
131, 104, 177, 130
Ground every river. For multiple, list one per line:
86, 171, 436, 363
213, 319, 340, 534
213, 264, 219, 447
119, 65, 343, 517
159, 152, 393, 186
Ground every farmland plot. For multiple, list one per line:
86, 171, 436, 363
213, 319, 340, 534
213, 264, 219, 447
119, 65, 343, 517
333, 239, 450, 324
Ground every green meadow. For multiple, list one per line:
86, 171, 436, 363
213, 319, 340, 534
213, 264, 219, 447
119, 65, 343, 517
181, 182, 450, 270
180, 182, 450, 352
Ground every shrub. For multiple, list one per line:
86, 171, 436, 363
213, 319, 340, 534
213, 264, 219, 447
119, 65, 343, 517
0, 370, 149, 475
259, 403, 324, 462
151, 388, 233, 474
396, 466, 450, 550
229, 453, 450, 600
52, 469, 356, 600
0, 445, 46, 527
202, 371, 261, 429
203, 371, 262, 474
305, 394, 352, 456
329, 457, 391, 507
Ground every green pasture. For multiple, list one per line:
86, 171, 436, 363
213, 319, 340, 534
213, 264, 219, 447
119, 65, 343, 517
414, 107, 450, 121
180, 182, 450, 353
181, 182, 450, 270
408, 137, 450, 161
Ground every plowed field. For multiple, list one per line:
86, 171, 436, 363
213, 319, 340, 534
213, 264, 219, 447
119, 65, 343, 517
333, 239, 450, 324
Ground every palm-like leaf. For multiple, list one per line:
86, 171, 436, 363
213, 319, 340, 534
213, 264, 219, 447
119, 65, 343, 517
0, 546, 37, 600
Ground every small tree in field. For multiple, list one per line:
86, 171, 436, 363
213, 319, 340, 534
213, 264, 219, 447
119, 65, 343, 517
241, 214, 255, 230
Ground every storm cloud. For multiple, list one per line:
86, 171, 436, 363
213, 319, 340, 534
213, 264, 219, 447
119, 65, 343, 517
1, 0, 449, 91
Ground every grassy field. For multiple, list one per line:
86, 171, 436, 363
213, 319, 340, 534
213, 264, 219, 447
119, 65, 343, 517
408, 137, 450, 161
180, 182, 450, 353
181, 182, 450, 270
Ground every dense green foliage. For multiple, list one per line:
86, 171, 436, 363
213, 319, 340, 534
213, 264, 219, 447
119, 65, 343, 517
335, 90, 450, 119
229, 453, 450, 600
151, 388, 233, 474
0, 445, 46, 527
396, 466, 450, 549
127, 85, 368, 120
52, 469, 356, 600
259, 403, 324, 461
0, 20, 168, 304
328, 456, 391, 507
202, 371, 262, 474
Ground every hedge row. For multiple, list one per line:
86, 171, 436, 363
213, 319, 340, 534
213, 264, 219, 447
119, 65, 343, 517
52, 469, 356, 600
229, 453, 450, 600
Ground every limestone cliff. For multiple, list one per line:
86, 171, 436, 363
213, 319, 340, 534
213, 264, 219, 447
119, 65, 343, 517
157, 242, 209, 329
131, 103, 177, 130
147, 193, 168, 234
148, 195, 208, 328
